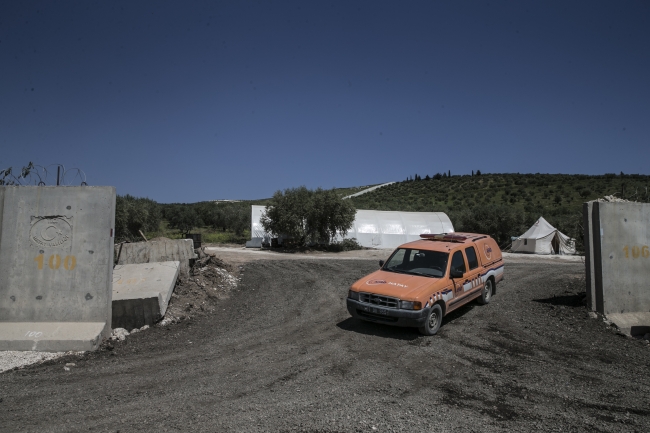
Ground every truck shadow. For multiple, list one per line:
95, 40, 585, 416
337, 302, 482, 340
336, 317, 420, 341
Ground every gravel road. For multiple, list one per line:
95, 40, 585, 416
1, 258, 649, 432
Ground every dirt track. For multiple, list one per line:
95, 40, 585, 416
1, 256, 649, 432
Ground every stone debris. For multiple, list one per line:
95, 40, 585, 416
158, 255, 238, 326
597, 195, 632, 203
159, 316, 177, 327
110, 325, 151, 340
110, 328, 130, 341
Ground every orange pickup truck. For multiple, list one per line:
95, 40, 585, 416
347, 233, 504, 335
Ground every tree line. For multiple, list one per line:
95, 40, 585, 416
113, 188, 358, 247
114, 198, 252, 242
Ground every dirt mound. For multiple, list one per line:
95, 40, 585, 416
161, 255, 239, 325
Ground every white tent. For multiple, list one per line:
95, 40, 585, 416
511, 217, 576, 255
247, 205, 454, 249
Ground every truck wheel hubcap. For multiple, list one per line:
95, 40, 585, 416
429, 311, 439, 328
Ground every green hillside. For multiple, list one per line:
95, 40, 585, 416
349, 173, 650, 251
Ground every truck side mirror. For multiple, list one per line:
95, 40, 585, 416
379, 260, 385, 268
450, 268, 463, 279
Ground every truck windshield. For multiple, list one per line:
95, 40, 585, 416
383, 248, 449, 278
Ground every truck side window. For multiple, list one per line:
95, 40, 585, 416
465, 247, 479, 270
450, 251, 466, 275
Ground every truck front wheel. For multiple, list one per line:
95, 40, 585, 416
419, 304, 443, 336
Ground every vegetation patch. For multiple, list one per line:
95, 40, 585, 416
350, 172, 650, 251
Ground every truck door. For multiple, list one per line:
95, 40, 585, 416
450, 251, 467, 298
464, 246, 483, 295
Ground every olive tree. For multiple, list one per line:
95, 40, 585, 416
166, 205, 203, 235
114, 195, 162, 241
260, 186, 356, 245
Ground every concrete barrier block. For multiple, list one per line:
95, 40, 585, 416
0, 322, 106, 351
111, 261, 179, 330
115, 238, 196, 277
591, 202, 650, 315
583, 202, 597, 311
607, 312, 650, 337
0, 186, 115, 352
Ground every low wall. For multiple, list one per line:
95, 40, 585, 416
114, 238, 196, 277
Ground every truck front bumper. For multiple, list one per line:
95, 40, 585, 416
346, 299, 430, 328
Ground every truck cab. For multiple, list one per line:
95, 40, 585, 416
347, 233, 504, 335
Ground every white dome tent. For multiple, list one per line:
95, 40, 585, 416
246, 205, 454, 249
511, 216, 576, 255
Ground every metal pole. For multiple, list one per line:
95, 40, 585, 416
57, 166, 60, 185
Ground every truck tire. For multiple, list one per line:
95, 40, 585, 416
419, 304, 443, 336
477, 278, 493, 305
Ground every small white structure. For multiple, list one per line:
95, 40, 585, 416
511, 217, 576, 255
247, 205, 454, 249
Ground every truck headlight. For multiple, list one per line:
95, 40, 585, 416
348, 290, 359, 301
400, 300, 422, 310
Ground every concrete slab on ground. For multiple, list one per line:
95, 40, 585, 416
112, 261, 180, 330
607, 312, 650, 337
0, 186, 115, 352
0, 322, 106, 352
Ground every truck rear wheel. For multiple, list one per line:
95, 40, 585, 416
419, 304, 442, 336
477, 278, 493, 305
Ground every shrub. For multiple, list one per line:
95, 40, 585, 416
261, 186, 356, 245
328, 238, 363, 252
165, 205, 203, 235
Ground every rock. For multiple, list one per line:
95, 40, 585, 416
64, 366, 70, 371
588, 312, 597, 319
65, 363, 75, 367
110, 328, 130, 341
140, 325, 149, 331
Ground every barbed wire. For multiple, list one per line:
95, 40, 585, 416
0, 162, 88, 186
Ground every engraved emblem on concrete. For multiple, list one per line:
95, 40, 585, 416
30, 216, 73, 248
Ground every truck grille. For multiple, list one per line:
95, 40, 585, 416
359, 292, 399, 309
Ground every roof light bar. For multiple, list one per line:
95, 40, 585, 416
420, 233, 468, 243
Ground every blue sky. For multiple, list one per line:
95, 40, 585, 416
2, 1, 649, 202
